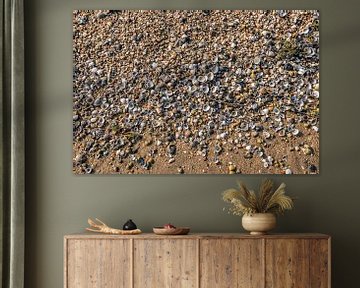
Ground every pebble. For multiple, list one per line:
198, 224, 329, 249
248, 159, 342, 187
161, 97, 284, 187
85, 167, 93, 174
244, 152, 253, 159
74, 153, 87, 165
303, 146, 313, 156
308, 164, 317, 173
167, 145, 177, 156
228, 163, 236, 172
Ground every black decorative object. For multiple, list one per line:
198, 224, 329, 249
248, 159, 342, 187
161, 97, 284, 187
123, 219, 137, 230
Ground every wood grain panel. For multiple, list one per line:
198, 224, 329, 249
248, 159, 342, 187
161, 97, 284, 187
310, 239, 330, 288
133, 239, 197, 288
65, 233, 330, 240
64, 234, 330, 288
200, 239, 264, 288
66, 239, 131, 288
265, 239, 310, 288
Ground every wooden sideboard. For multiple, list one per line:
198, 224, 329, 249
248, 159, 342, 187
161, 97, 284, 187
64, 233, 330, 288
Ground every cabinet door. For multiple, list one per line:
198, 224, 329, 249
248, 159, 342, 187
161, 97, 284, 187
266, 239, 310, 288
134, 239, 198, 288
200, 239, 264, 288
66, 239, 131, 288
309, 239, 330, 288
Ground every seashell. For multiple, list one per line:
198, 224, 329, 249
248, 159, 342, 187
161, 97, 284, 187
207, 121, 215, 129
292, 129, 300, 136
207, 72, 214, 81
240, 123, 249, 132
231, 110, 239, 117
263, 131, 271, 139
163, 102, 171, 109
304, 47, 315, 57
261, 108, 269, 115
198, 75, 207, 83
164, 90, 173, 97
277, 10, 288, 17
251, 103, 258, 110
78, 16, 88, 25
310, 118, 318, 126
297, 66, 306, 75
203, 105, 211, 112
119, 79, 127, 90
300, 27, 310, 35
211, 86, 219, 94
278, 130, 286, 137
101, 103, 109, 109
86, 96, 94, 104
253, 57, 261, 65
85, 167, 93, 174
201, 85, 210, 94
192, 77, 199, 85
145, 80, 154, 89
193, 91, 201, 98
212, 65, 219, 74
189, 63, 196, 70
268, 80, 275, 87
244, 152, 253, 159
188, 85, 197, 93
312, 126, 319, 132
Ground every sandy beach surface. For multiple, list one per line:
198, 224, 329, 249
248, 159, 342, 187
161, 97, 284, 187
73, 10, 319, 174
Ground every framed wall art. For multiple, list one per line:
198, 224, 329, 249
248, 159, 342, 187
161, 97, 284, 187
73, 10, 319, 174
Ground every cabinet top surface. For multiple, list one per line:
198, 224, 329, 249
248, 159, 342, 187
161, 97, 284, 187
64, 232, 330, 240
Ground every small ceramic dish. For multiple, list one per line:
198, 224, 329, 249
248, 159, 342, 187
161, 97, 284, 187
153, 227, 190, 235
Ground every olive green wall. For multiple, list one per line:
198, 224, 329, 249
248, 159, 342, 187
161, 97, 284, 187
24, 0, 360, 287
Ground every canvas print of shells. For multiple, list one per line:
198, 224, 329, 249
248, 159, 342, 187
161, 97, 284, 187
73, 10, 319, 174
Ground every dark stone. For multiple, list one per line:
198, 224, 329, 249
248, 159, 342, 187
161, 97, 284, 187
308, 164, 317, 173
137, 157, 145, 166
284, 63, 293, 71
123, 219, 137, 230
167, 144, 176, 155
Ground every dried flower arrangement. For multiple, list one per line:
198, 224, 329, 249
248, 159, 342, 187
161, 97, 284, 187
222, 179, 294, 216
